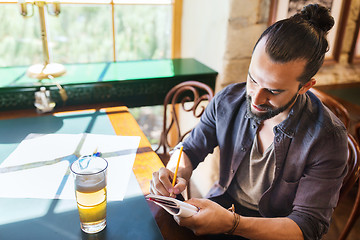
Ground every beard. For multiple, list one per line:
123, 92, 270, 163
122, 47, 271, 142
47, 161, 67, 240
246, 93, 298, 121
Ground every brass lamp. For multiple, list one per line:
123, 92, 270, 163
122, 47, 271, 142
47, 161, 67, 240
19, 0, 66, 80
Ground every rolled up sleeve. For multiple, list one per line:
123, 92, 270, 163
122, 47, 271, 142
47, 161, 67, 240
290, 126, 348, 239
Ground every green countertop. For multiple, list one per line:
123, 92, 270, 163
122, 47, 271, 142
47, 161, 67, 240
1, 58, 217, 87
0, 58, 218, 110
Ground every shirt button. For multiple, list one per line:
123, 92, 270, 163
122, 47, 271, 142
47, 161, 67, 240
252, 125, 256, 128
275, 137, 280, 142
241, 147, 246, 152
231, 169, 235, 174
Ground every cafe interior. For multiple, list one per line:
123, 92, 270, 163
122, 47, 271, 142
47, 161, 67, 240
0, 0, 360, 239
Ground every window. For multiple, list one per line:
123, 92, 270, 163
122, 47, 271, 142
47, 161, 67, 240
0, 0, 183, 146
0, 0, 180, 67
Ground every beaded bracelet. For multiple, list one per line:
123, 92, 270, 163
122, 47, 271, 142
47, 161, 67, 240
226, 204, 240, 235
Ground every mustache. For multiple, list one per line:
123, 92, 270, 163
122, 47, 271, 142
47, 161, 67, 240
247, 95, 273, 110
255, 103, 273, 111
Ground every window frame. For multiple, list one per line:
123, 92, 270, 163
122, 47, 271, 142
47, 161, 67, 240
0, 0, 182, 62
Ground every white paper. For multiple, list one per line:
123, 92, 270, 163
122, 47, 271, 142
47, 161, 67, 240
145, 194, 198, 217
0, 133, 140, 201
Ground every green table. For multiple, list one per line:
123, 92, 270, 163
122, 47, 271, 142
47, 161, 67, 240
0, 58, 217, 111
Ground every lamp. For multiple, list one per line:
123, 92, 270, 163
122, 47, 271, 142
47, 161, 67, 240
19, 0, 66, 80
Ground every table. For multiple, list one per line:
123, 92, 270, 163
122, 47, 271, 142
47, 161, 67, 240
0, 105, 203, 240
0, 58, 218, 111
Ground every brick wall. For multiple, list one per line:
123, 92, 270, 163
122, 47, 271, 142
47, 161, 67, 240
217, 0, 360, 91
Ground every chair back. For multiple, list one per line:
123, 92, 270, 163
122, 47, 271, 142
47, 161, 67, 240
309, 88, 350, 128
309, 88, 359, 197
155, 81, 214, 163
310, 89, 360, 240
337, 133, 360, 240
339, 134, 360, 200
355, 122, 360, 145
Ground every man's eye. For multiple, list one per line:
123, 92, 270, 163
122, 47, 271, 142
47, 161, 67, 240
269, 90, 280, 95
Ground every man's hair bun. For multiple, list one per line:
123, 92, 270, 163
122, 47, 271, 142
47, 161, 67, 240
298, 4, 334, 33
257, 3, 335, 84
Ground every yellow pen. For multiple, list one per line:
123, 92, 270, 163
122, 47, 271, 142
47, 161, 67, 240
172, 146, 183, 190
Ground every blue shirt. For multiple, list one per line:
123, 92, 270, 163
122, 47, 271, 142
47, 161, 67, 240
182, 82, 348, 240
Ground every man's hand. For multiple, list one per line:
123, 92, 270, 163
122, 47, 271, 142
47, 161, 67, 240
150, 149, 193, 197
150, 167, 187, 197
173, 198, 304, 240
173, 198, 234, 235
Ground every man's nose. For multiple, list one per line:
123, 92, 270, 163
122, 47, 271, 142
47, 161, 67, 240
252, 88, 268, 106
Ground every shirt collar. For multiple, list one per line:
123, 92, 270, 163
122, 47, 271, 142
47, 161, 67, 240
275, 93, 306, 138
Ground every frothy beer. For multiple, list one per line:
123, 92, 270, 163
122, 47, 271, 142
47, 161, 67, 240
75, 170, 107, 231
71, 156, 108, 234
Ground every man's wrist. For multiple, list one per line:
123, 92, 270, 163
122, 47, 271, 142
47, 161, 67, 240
225, 204, 240, 235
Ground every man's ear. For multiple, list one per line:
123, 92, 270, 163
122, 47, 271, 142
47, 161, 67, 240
298, 79, 316, 94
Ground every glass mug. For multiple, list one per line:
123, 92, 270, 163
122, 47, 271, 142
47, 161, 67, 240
70, 156, 108, 234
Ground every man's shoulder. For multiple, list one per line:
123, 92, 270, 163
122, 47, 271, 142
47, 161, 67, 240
302, 92, 347, 138
220, 82, 246, 93
205, 82, 248, 122
215, 82, 247, 102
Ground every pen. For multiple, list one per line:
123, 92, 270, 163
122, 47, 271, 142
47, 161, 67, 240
172, 146, 183, 189
93, 152, 101, 157
92, 147, 101, 157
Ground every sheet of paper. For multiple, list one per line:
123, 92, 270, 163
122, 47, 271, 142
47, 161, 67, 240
0, 133, 140, 201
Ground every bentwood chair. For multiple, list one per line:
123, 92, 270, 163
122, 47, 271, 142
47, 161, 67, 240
155, 81, 214, 165
339, 134, 360, 200
337, 121, 360, 240
309, 88, 360, 240
338, 134, 360, 240
355, 122, 360, 145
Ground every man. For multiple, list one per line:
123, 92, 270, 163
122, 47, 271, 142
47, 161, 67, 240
150, 4, 348, 240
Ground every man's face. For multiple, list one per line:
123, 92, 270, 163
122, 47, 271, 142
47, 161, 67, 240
246, 91, 298, 121
246, 38, 308, 121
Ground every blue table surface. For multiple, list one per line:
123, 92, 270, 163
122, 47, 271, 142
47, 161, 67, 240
0, 111, 163, 240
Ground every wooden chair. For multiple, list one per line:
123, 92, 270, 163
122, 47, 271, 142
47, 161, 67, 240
155, 81, 214, 165
310, 88, 360, 239
338, 134, 360, 240
355, 122, 360, 145
339, 134, 360, 199
310, 88, 350, 128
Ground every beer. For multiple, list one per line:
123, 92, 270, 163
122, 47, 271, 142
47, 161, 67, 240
75, 172, 107, 233
71, 156, 108, 234
76, 188, 106, 223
